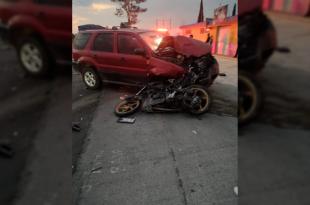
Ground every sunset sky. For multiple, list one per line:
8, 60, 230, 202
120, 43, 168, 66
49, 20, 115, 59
73, 0, 237, 34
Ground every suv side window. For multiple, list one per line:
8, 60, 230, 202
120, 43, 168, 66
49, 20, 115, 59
118, 34, 143, 55
73, 33, 91, 50
92, 33, 114, 52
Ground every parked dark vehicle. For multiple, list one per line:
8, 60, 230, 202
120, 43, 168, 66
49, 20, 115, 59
0, 0, 71, 76
238, 4, 278, 124
72, 28, 219, 90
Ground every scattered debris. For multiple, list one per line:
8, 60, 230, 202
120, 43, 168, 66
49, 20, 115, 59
91, 166, 103, 173
0, 141, 14, 158
192, 130, 198, 135
72, 123, 81, 132
276, 46, 291, 53
190, 189, 196, 193
233, 186, 238, 196
117, 117, 136, 124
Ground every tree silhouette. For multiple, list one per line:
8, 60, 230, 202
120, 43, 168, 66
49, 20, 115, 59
111, 0, 147, 26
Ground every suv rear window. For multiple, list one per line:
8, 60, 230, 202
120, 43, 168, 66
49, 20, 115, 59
92, 33, 114, 52
73, 33, 91, 50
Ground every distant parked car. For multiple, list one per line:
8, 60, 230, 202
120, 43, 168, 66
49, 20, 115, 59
72, 28, 219, 90
0, 0, 71, 76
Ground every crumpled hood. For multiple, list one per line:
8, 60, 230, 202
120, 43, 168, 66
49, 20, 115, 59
173, 36, 211, 57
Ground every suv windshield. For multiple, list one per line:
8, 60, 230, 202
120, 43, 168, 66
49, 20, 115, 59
139, 31, 165, 51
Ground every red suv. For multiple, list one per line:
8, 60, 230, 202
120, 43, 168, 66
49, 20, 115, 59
0, 0, 71, 76
73, 28, 218, 89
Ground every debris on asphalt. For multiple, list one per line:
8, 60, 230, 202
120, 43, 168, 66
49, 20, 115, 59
0, 141, 14, 158
91, 166, 103, 173
72, 123, 81, 132
192, 130, 198, 135
233, 186, 238, 196
117, 117, 136, 124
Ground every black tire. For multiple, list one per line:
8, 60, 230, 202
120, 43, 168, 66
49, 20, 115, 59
185, 85, 211, 115
238, 72, 262, 125
114, 99, 141, 117
17, 37, 51, 76
82, 67, 102, 90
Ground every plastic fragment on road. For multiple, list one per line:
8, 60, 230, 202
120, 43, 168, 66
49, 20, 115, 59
233, 186, 238, 196
117, 118, 136, 124
0, 141, 14, 158
72, 123, 81, 132
192, 130, 198, 135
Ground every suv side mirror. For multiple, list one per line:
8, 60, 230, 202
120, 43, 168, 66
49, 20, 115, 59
134, 48, 146, 56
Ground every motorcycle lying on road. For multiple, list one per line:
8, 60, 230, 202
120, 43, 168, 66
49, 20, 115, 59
114, 50, 219, 116
238, 7, 290, 125
238, 8, 277, 125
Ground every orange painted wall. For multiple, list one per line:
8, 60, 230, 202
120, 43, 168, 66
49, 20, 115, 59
179, 19, 238, 57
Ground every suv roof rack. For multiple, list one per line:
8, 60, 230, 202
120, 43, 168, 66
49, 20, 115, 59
78, 24, 105, 31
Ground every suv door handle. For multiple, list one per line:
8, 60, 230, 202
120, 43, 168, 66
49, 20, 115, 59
93, 54, 97, 58
120, 57, 126, 61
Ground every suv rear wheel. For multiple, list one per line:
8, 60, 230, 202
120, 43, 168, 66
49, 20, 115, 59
82, 67, 102, 90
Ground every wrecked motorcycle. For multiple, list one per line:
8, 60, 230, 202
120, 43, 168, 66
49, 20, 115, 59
114, 35, 220, 116
114, 54, 217, 116
238, 7, 277, 124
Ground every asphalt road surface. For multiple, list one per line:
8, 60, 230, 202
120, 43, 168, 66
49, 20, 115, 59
239, 12, 310, 205
0, 43, 71, 205
72, 56, 238, 205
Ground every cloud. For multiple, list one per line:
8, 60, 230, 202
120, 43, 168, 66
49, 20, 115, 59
91, 3, 114, 11
72, 15, 89, 33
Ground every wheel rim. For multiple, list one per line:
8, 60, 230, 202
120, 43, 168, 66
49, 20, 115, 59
238, 75, 258, 122
20, 43, 43, 73
185, 87, 209, 113
84, 71, 97, 87
116, 100, 140, 114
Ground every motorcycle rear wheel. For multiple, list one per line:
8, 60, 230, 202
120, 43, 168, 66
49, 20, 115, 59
114, 99, 141, 117
185, 86, 211, 115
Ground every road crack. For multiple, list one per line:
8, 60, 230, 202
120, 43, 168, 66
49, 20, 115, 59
169, 148, 188, 205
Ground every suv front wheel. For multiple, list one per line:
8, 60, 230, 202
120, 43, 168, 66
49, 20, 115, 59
82, 67, 102, 90
17, 37, 51, 76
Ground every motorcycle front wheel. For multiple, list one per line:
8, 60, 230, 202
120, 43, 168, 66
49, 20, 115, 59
114, 99, 141, 117
238, 72, 262, 125
185, 86, 211, 115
